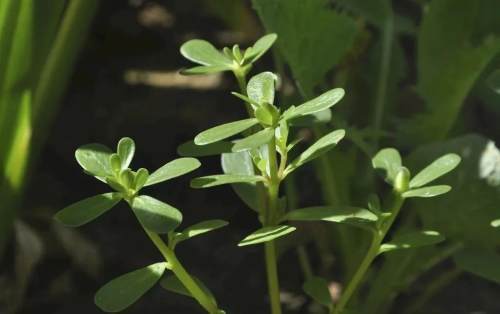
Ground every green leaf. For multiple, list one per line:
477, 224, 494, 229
285, 129, 345, 175
283, 88, 345, 120
284, 206, 377, 226
409, 154, 461, 188
191, 174, 264, 189
247, 71, 277, 105
145, 157, 200, 187
221, 151, 260, 212
402, 185, 451, 198
54, 193, 122, 227
194, 118, 259, 145
487, 69, 500, 94
245, 33, 277, 63
134, 168, 149, 191
131, 195, 182, 234
160, 275, 216, 305
238, 225, 296, 246
181, 65, 229, 75
372, 148, 402, 184
231, 128, 274, 152
303, 276, 332, 308
95, 262, 167, 313
119, 169, 134, 189
177, 140, 233, 157
491, 219, 500, 228
109, 154, 121, 173
75, 143, 113, 177
117, 137, 135, 170
180, 39, 232, 67
379, 230, 445, 254
454, 248, 500, 284
175, 219, 229, 243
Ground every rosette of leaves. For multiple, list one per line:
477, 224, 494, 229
189, 71, 346, 246
54, 137, 227, 313
293, 148, 461, 313
180, 33, 277, 77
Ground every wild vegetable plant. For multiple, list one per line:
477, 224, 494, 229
54, 137, 227, 313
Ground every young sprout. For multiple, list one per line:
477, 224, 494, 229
54, 137, 227, 314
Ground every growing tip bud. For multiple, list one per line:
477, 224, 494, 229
394, 167, 410, 193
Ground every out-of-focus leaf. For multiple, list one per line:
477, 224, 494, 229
454, 248, 500, 284
303, 276, 332, 308
55, 193, 122, 227
372, 148, 402, 185
191, 174, 264, 188
177, 140, 234, 157
404, 0, 500, 143
238, 225, 296, 246
131, 195, 182, 234
379, 231, 445, 254
145, 157, 200, 186
95, 263, 167, 312
253, 0, 359, 95
487, 69, 500, 94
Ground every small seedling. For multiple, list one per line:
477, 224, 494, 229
54, 137, 227, 313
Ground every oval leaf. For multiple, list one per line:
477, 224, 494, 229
247, 71, 277, 105
379, 230, 445, 254
145, 157, 201, 187
409, 153, 461, 188
402, 185, 451, 198
285, 129, 345, 175
303, 276, 332, 308
191, 174, 263, 189
194, 118, 259, 145
178, 140, 234, 157
75, 143, 113, 177
131, 195, 182, 234
454, 248, 500, 284
245, 33, 278, 62
283, 88, 344, 120
160, 274, 216, 305
372, 148, 403, 184
134, 168, 149, 191
180, 39, 232, 67
232, 128, 274, 152
55, 193, 122, 227
238, 225, 296, 246
284, 206, 377, 226
175, 219, 229, 243
95, 262, 167, 312
117, 137, 135, 169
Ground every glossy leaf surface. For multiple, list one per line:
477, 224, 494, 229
379, 230, 444, 254
131, 195, 182, 234
194, 118, 259, 145
145, 157, 200, 186
55, 193, 121, 227
409, 153, 461, 188
238, 225, 296, 246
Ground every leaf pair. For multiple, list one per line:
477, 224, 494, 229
180, 34, 277, 75
372, 148, 460, 197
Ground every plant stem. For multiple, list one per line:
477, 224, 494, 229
332, 193, 404, 314
265, 240, 282, 314
142, 227, 221, 314
234, 68, 254, 118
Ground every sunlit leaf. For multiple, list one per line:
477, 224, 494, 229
131, 195, 182, 234
194, 118, 259, 145
180, 39, 232, 67
282, 88, 344, 120
145, 157, 200, 186
231, 128, 274, 152
409, 153, 461, 188
175, 219, 229, 243
95, 262, 167, 312
54, 193, 122, 227
191, 174, 264, 188
117, 137, 135, 170
238, 225, 296, 246
402, 185, 451, 198
285, 129, 345, 175
75, 143, 112, 177
372, 148, 402, 184
379, 230, 444, 254
303, 276, 332, 308
134, 168, 149, 191
244, 33, 277, 63
284, 206, 377, 228
247, 71, 277, 105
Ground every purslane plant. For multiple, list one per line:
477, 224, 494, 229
54, 138, 227, 313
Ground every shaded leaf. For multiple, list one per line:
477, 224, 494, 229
160, 275, 216, 305
372, 148, 402, 184
75, 143, 112, 177
191, 174, 263, 188
409, 153, 461, 188
238, 225, 296, 246
181, 65, 229, 75
55, 193, 122, 227
232, 128, 274, 152
175, 219, 229, 243
131, 195, 182, 234
247, 71, 277, 105
145, 157, 200, 186
194, 118, 259, 145
180, 39, 232, 67
177, 140, 233, 157
402, 185, 451, 198
95, 262, 167, 312
454, 248, 500, 284
117, 137, 135, 170
379, 230, 445, 254
285, 129, 345, 175
487, 69, 500, 94
303, 276, 332, 308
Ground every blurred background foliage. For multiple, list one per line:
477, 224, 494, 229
1, 0, 500, 313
